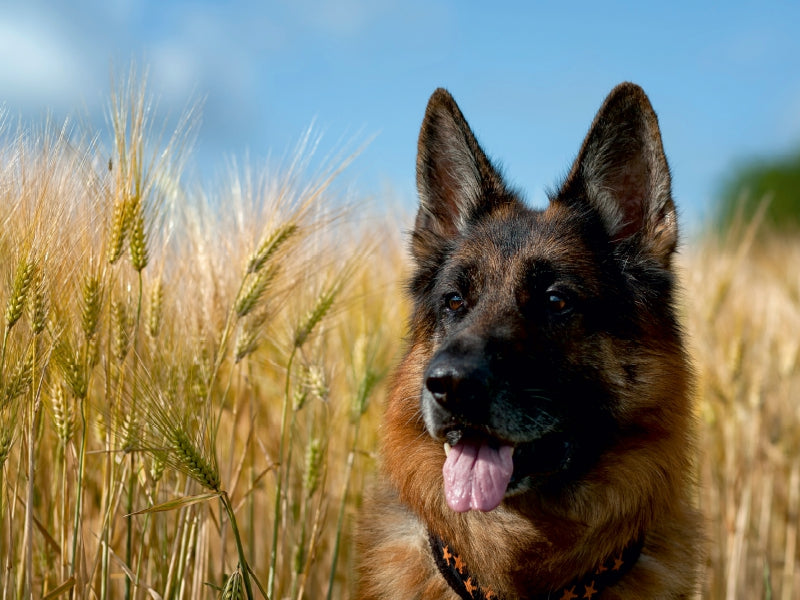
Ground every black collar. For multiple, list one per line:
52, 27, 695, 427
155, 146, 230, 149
428, 532, 644, 600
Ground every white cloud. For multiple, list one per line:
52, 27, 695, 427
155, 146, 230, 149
0, 16, 94, 109
288, 0, 397, 37
149, 41, 202, 104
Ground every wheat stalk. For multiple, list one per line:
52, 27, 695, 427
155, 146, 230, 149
108, 192, 132, 265
0, 411, 13, 469
293, 283, 339, 348
169, 427, 221, 492
111, 299, 131, 363
26, 266, 48, 336
2, 351, 33, 408
49, 382, 74, 445
5, 257, 36, 331
129, 194, 149, 272
81, 274, 103, 341
235, 266, 278, 319
53, 336, 88, 400
221, 565, 244, 600
234, 310, 267, 364
147, 280, 163, 339
247, 222, 298, 274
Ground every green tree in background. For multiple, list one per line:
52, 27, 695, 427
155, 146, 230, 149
717, 149, 800, 231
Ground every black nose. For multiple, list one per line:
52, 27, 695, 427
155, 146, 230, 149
424, 355, 489, 411
425, 365, 463, 406
424, 335, 492, 412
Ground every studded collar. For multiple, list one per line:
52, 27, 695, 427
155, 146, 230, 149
428, 532, 644, 600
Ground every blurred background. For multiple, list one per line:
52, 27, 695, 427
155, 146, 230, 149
1, 3, 798, 599
3, 0, 800, 232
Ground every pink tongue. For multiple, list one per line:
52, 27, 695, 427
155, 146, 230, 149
443, 440, 514, 512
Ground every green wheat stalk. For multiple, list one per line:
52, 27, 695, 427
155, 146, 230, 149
247, 223, 298, 275
2, 257, 36, 381
326, 335, 380, 600
269, 280, 341, 598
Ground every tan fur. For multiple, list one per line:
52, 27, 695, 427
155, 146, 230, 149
356, 84, 702, 599
358, 343, 701, 599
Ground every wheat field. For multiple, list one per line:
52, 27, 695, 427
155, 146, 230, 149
0, 85, 797, 599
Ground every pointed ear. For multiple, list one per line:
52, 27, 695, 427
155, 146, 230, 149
558, 83, 678, 263
414, 89, 510, 246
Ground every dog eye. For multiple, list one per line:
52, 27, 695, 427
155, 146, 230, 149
546, 292, 570, 314
445, 293, 465, 312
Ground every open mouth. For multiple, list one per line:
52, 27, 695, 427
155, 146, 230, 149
441, 429, 573, 513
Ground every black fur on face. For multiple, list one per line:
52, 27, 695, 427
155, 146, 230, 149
410, 85, 682, 493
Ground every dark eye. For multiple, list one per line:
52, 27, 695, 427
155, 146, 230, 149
445, 293, 465, 312
546, 291, 570, 315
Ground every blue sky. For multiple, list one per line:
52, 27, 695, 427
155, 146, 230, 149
2, 1, 800, 231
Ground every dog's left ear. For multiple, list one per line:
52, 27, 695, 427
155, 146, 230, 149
558, 83, 677, 264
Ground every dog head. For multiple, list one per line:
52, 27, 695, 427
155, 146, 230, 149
410, 84, 683, 513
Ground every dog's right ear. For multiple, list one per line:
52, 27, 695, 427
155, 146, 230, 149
414, 89, 509, 257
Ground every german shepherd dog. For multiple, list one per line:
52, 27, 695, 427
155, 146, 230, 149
356, 83, 701, 599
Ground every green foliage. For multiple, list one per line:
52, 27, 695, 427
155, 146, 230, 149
716, 149, 800, 231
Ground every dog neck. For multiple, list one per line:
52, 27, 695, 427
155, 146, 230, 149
428, 531, 644, 600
